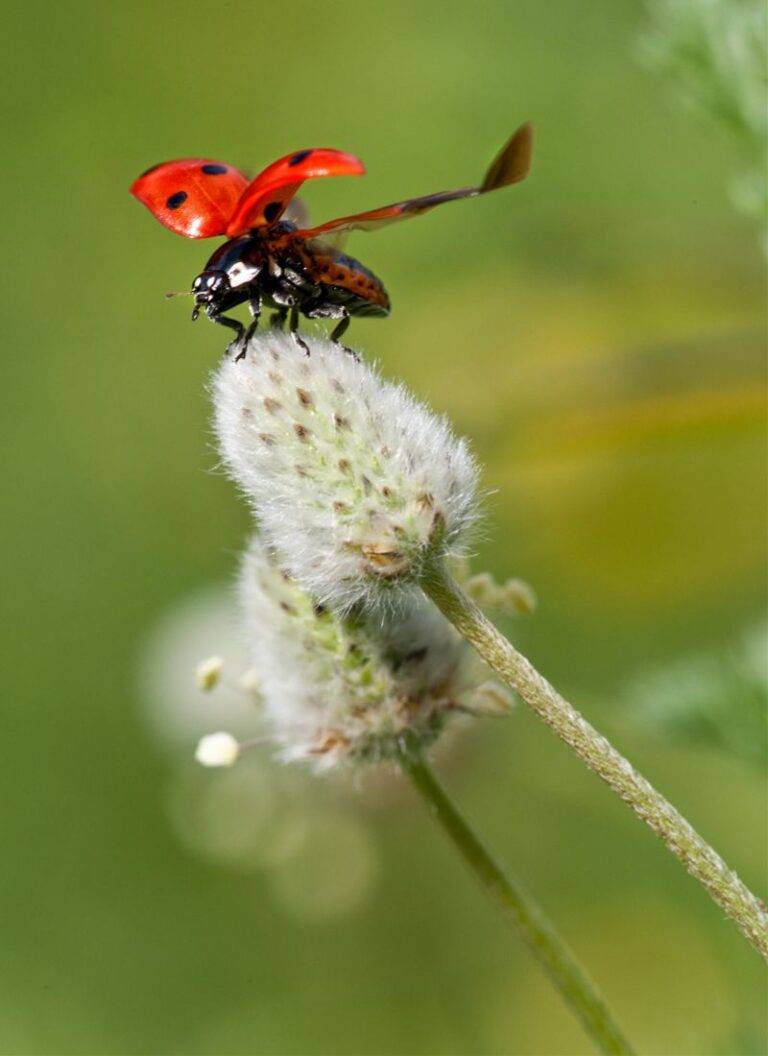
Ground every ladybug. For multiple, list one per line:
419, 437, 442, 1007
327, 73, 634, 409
130, 123, 533, 358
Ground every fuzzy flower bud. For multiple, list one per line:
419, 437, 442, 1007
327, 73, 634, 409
213, 333, 479, 611
234, 535, 482, 770
464, 572, 537, 616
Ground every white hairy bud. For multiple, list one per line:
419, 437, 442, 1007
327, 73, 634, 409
213, 333, 479, 611
234, 535, 479, 771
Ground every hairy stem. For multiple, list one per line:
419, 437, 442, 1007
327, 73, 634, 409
421, 558, 768, 960
399, 745, 635, 1055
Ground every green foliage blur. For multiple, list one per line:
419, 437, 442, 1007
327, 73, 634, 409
1, 1, 765, 1053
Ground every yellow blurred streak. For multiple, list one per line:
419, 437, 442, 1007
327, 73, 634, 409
514, 379, 765, 465
391, 272, 766, 611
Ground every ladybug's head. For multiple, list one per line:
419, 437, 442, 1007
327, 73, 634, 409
192, 269, 229, 307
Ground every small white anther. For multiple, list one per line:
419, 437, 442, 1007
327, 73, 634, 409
195, 731, 240, 767
239, 668, 261, 695
470, 681, 515, 716
196, 655, 224, 691
502, 579, 537, 616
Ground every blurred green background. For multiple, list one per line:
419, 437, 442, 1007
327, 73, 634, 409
2, 1, 765, 1053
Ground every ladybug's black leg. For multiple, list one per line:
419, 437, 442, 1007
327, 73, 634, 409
270, 307, 288, 331
289, 307, 310, 356
237, 293, 262, 361
208, 309, 245, 354
329, 311, 358, 360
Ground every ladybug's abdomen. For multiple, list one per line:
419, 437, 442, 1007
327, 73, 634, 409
295, 240, 390, 316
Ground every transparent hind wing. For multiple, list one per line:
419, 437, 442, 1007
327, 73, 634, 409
296, 123, 533, 241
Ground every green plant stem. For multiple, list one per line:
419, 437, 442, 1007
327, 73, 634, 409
421, 557, 768, 960
399, 746, 634, 1055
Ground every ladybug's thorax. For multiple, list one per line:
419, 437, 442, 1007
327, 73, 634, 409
204, 233, 266, 282
192, 232, 266, 306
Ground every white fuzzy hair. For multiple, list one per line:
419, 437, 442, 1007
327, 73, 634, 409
212, 333, 479, 612
237, 535, 472, 770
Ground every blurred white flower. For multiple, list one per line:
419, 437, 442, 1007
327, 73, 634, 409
140, 585, 383, 913
213, 332, 479, 612
266, 810, 378, 920
642, 0, 767, 245
643, 0, 766, 141
626, 619, 767, 768
138, 586, 260, 752
164, 763, 380, 917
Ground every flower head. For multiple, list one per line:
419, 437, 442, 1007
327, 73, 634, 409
213, 333, 479, 611
232, 534, 481, 771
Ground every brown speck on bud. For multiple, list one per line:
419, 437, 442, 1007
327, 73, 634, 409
259, 432, 276, 445
331, 378, 345, 394
310, 731, 351, 755
263, 397, 282, 414
241, 407, 253, 419
267, 370, 283, 387
279, 600, 297, 615
338, 458, 351, 474
294, 423, 311, 442
361, 475, 372, 495
394, 694, 420, 720
334, 413, 350, 430
269, 347, 281, 362
333, 500, 349, 512
381, 485, 392, 498
429, 509, 445, 539
296, 387, 314, 408
361, 542, 409, 576
417, 492, 435, 510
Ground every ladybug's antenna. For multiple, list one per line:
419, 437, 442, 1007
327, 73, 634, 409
165, 289, 195, 298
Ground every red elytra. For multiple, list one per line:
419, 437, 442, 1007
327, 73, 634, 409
130, 149, 366, 238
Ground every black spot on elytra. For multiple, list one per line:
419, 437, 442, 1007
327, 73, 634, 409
201, 163, 228, 175
289, 149, 313, 167
263, 201, 282, 222
166, 191, 187, 209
